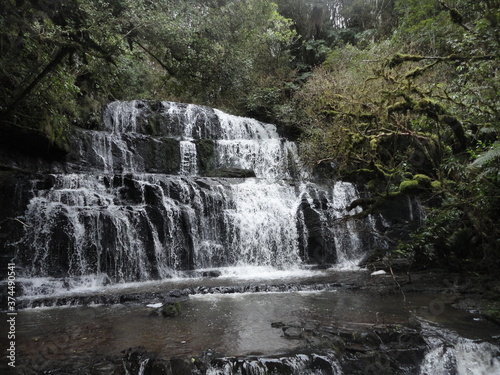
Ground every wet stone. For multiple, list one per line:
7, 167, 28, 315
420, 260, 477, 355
162, 302, 181, 317
283, 327, 303, 339
202, 270, 222, 278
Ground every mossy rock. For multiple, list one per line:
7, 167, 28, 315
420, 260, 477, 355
162, 302, 181, 317
399, 174, 435, 194
413, 174, 432, 188
399, 180, 421, 194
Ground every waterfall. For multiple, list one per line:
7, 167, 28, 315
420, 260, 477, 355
11, 100, 376, 297
205, 353, 343, 375
331, 182, 365, 269
419, 323, 500, 375
180, 141, 198, 175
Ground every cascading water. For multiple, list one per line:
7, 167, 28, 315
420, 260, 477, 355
4, 100, 500, 374
419, 322, 500, 375
11, 100, 375, 298
205, 353, 343, 375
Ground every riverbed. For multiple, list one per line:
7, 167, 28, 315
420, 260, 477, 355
2, 269, 500, 374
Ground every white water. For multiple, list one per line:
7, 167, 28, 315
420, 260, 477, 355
206, 353, 343, 375
13, 101, 376, 297
214, 139, 299, 179
180, 140, 199, 175
419, 323, 500, 375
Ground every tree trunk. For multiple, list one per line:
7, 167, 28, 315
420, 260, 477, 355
2, 47, 72, 119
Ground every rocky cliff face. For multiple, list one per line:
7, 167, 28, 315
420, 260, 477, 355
0, 100, 422, 295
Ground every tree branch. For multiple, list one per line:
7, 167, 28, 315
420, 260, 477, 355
133, 39, 176, 77
438, 0, 470, 31
2, 47, 72, 118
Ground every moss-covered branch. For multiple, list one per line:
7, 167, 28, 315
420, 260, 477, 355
387, 53, 495, 69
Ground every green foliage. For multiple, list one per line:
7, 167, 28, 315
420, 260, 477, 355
393, 0, 460, 55
0, 0, 297, 140
1, 0, 499, 275
289, 0, 500, 274
469, 142, 500, 170
398, 174, 434, 194
399, 180, 420, 194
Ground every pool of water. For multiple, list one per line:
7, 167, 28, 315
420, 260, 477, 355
2, 270, 500, 374
10, 289, 500, 357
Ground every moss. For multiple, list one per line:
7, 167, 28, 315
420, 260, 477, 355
387, 191, 401, 198
161, 302, 181, 317
387, 53, 424, 68
374, 163, 396, 177
415, 99, 446, 120
359, 113, 376, 122
366, 180, 377, 192
431, 180, 441, 190
399, 180, 420, 194
388, 100, 415, 115
399, 174, 434, 194
355, 168, 374, 174
413, 174, 432, 188
405, 66, 426, 79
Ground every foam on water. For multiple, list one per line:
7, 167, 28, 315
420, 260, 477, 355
207, 265, 326, 281
419, 322, 500, 375
11, 101, 378, 299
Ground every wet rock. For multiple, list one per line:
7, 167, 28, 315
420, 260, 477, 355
260, 358, 294, 374
168, 289, 190, 298
304, 322, 317, 332
196, 139, 216, 174
161, 302, 181, 317
205, 167, 256, 178
311, 354, 335, 375
407, 316, 421, 329
122, 347, 169, 375
288, 321, 303, 328
202, 270, 222, 278
283, 327, 303, 339
169, 358, 197, 375
297, 197, 337, 266
309, 332, 346, 351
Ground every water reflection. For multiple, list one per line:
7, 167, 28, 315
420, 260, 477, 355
12, 288, 500, 371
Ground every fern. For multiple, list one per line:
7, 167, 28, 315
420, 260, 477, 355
479, 127, 498, 135
469, 142, 500, 169
477, 167, 500, 181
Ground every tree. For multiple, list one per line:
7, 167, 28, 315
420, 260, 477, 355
291, 0, 500, 273
0, 0, 298, 146
0, 0, 132, 143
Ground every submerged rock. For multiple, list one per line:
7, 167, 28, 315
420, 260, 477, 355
283, 327, 303, 339
161, 302, 181, 317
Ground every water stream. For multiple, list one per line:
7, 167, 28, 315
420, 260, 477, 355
2, 101, 499, 374
4, 275, 500, 374
10, 100, 374, 298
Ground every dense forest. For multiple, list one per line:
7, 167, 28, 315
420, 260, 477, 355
1, 0, 499, 275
